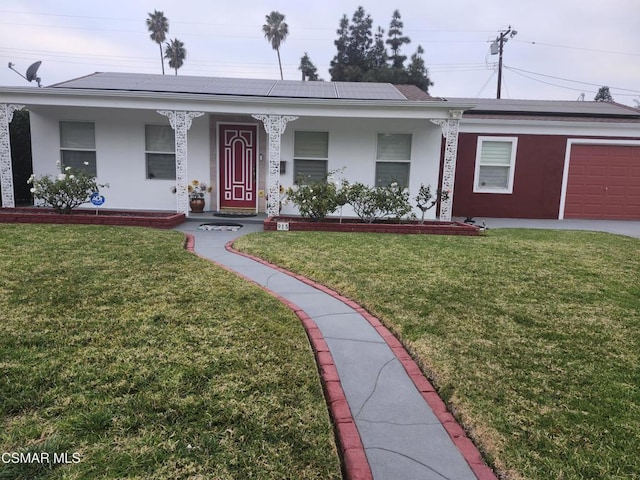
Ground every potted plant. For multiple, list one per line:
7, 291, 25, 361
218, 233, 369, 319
188, 180, 212, 213
172, 180, 212, 213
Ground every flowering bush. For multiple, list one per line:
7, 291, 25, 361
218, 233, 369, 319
27, 162, 108, 214
285, 170, 348, 220
345, 182, 412, 223
414, 184, 450, 223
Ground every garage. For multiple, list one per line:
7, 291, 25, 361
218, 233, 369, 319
564, 143, 640, 220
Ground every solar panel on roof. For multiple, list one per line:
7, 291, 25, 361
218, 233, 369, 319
52, 72, 412, 101
335, 82, 405, 100
200, 78, 276, 96
269, 81, 337, 98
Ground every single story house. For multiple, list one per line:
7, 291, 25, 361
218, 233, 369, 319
0, 72, 470, 221
1, 72, 639, 220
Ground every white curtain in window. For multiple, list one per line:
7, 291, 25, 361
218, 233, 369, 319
60, 122, 95, 149
146, 125, 175, 153
376, 134, 411, 161
480, 141, 512, 165
294, 131, 329, 158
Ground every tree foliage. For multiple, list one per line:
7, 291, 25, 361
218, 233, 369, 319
263, 11, 289, 80
164, 38, 187, 75
146, 10, 169, 75
299, 52, 320, 81
594, 86, 614, 102
329, 7, 433, 92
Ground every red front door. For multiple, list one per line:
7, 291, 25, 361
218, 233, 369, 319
219, 124, 257, 210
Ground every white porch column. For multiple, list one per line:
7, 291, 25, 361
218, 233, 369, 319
431, 109, 463, 221
157, 110, 204, 215
252, 114, 298, 217
0, 104, 25, 208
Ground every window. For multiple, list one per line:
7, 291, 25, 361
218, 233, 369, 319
145, 125, 175, 180
293, 131, 328, 182
376, 133, 411, 187
60, 121, 96, 175
474, 137, 518, 193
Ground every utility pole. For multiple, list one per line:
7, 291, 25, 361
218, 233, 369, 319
491, 26, 517, 99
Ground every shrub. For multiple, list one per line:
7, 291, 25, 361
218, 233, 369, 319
345, 182, 412, 223
414, 184, 450, 223
28, 163, 108, 214
286, 170, 347, 220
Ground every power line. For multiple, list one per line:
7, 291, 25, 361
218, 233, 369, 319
505, 66, 639, 98
515, 39, 640, 57
505, 66, 640, 94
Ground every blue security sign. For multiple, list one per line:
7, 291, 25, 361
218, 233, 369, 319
90, 192, 105, 206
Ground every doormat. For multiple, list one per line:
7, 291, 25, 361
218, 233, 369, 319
213, 211, 257, 218
198, 222, 243, 232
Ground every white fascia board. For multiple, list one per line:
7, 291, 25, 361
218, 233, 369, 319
459, 117, 640, 137
0, 87, 475, 120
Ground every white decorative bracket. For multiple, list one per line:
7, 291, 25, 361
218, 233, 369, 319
251, 114, 298, 217
0, 104, 24, 208
157, 110, 204, 215
431, 110, 463, 221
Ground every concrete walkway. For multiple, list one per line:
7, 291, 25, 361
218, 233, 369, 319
464, 217, 640, 238
175, 219, 491, 480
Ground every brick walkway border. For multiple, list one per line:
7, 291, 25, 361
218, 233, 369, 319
184, 232, 498, 480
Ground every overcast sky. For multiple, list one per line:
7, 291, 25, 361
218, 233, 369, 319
1, 0, 639, 105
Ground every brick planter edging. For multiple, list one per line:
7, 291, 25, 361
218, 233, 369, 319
0, 208, 185, 229
227, 240, 499, 480
183, 234, 373, 480
264, 216, 481, 236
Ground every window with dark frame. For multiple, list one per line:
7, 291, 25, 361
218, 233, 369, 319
375, 133, 411, 187
293, 131, 328, 183
145, 124, 176, 180
59, 121, 97, 176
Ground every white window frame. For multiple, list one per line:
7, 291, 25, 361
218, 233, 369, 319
375, 133, 412, 187
59, 121, 97, 176
293, 131, 329, 183
145, 124, 176, 180
473, 136, 518, 194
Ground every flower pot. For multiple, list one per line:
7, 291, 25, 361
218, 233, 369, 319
189, 198, 205, 213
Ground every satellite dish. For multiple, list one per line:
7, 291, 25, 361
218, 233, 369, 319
26, 61, 41, 82
7, 60, 43, 87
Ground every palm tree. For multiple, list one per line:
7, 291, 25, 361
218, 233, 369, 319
164, 38, 187, 75
262, 11, 289, 80
146, 10, 169, 75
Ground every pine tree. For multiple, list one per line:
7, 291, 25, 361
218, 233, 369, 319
407, 46, 433, 93
329, 7, 433, 92
329, 15, 350, 81
344, 6, 373, 81
299, 52, 320, 81
594, 86, 614, 102
386, 10, 410, 69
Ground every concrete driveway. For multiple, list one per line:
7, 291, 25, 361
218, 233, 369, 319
463, 218, 640, 238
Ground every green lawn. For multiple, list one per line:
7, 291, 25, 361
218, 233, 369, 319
234, 229, 640, 480
0, 225, 341, 480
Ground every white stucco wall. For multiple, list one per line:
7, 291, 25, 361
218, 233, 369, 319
278, 117, 443, 219
28, 106, 443, 217
29, 106, 210, 211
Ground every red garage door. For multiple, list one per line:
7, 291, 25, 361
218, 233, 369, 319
564, 144, 640, 220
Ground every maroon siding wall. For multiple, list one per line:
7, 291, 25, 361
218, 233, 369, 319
452, 133, 567, 219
